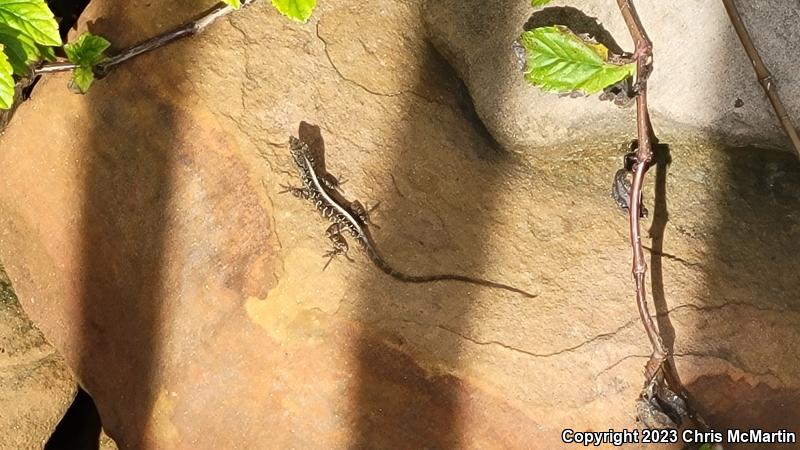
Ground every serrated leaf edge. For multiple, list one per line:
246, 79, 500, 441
520, 26, 636, 95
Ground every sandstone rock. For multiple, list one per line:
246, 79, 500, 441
0, 269, 77, 450
99, 430, 119, 450
0, 0, 798, 448
423, 0, 800, 151
0, 81, 30, 134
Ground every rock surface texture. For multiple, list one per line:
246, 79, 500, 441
0, 0, 798, 449
0, 269, 77, 450
423, 0, 800, 151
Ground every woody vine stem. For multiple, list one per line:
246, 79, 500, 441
615, 0, 667, 383
33, 0, 257, 77
721, 0, 800, 156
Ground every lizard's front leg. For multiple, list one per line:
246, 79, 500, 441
322, 223, 351, 270
279, 183, 313, 200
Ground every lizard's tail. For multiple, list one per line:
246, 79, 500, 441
363, 243, 536, 298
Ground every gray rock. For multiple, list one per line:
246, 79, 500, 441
423, 0, 800, 151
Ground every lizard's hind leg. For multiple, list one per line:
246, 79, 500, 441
322, 223, 353, 270
350, 200, 381, 228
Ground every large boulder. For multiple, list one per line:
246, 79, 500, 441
423, 0, 800, 151
0, 269, 77, 449
0, 0, 798, 448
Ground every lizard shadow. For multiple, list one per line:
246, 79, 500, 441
298, 121, 352, 211
298, 121, 335, 183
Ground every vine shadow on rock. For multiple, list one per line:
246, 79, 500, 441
346, 43, 527, 448
678, 3, 800, 442
646, 141, 702, 424
686, 146, 800, 443
67, 9, 191, 447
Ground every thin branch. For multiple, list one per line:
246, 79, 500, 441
33, 0, 256, 78
616, 1, 717, 435
34, 61, 77, 74
721, 0, 800, 157
615, 0, 666, 381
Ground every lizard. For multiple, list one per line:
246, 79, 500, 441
281, 136, 536, 298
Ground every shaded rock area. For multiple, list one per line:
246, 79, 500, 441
423, 0, 800, 152
0, 0, 798, 449
0, 268, 77, 449
44, 388, 119, 450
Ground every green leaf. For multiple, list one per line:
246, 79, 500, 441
0, 0, 60, 47
698, 445, 712, 450
36, 42, 54, 61
68, 65, 93, 94
0, 24, 44, 75
0, 0, 55, 76
0, 44, 14, 109
531, 0, 552, 6
518, 25, 635, 95
64, 33, 110, 94
0, 25, 33, 75
271, 0, 316, 23
222, 0, 241, 9
64, 32, 110, 67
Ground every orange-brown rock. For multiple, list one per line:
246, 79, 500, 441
0, 1, 798, 449
0, 269, 77, 449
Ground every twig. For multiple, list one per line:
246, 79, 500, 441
33, 0, 256, 77
721, 0, 800, 157
615, 0, 666, 382
616, 1, 718, 435
34, 61, 77, 74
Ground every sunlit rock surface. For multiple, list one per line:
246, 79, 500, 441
0, 0, 798, 448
